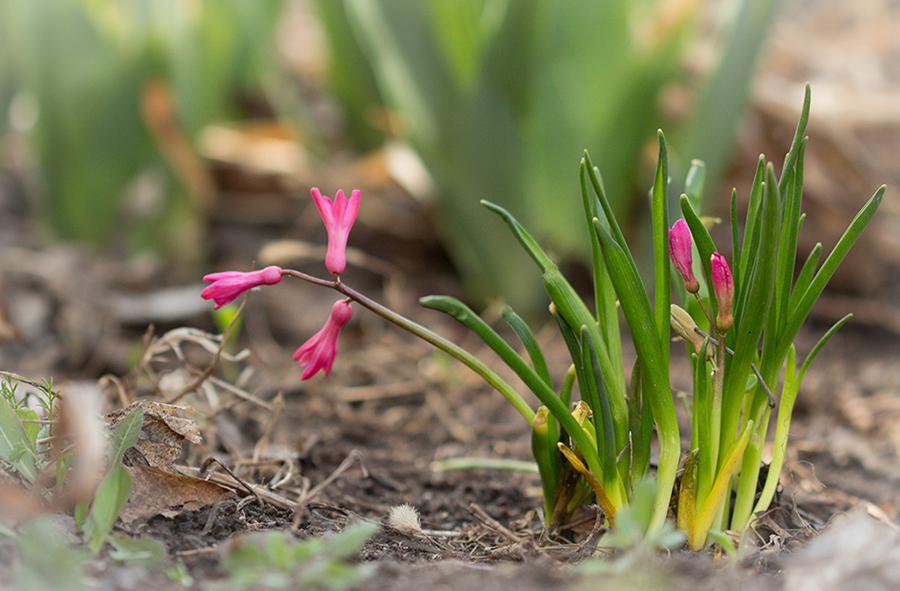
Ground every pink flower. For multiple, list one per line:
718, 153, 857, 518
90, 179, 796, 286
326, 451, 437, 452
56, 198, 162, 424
310, 188, 361, 276
201, 266, 283, 309
710, 253, 734, 332
669, 220, 699, 293
294, 299, 353, 379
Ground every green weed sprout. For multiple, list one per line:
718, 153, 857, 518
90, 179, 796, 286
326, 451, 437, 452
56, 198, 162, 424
0, 373, 143, 553
201, 87, 883, 547
221, 523, 378, 590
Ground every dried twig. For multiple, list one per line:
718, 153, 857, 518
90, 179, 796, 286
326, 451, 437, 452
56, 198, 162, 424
292, 450, 367, 529
166, 296, 247, 403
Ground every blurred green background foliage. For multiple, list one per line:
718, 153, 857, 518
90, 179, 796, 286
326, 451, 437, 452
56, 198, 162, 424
0, 0, 779, 313
0, 0, 284, 258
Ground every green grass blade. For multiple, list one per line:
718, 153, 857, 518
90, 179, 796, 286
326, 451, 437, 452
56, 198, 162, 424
0, 395, 37, 482
788, 242, 821, 313
777, 83, 811, 196
780, 186, 885, 357
421, 295, 604, 480
691, 419, 753, 550
481, 199, 555, 272
730, 189, 740, 289
652, 131, 671, 370
583, 150, 633, 267
721, 169, 779, 459
581, 327, 616, 479
679, 194, 718, 308
502, 306, 552, 387
772, 140, 806, 336
581, 158, 622, 381
736, 157, 766, 304
593, 219, 678, 533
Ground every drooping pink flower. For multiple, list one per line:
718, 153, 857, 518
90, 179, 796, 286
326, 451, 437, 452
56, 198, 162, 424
310, 188, 361, 276
710, 253, 734, 332
201, 266, 283, 309
669, 219, 700, 293
294, 299, 353, 379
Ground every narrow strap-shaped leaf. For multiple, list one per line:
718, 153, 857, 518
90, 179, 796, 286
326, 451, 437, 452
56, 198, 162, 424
480, 200, 555, 272
721, 168, 779, 458
777, 83, 811, 197
581, 159, 622, 382
779, 186, 884, 358
680, 194, 717, 311
772, 139, 806, 336
583, 151, 634, 269
421, 295, 604, 480
788, 242, 821, 313
755, 313, 851, 515
730, 189, 740, 289
581, 327, 616, 480
593, 219, 679, 533
543, 268, 628, 446
691, 419, 753, 550
580, 158, 604, 319
692, 341, 713, 505
502, 306, 551, 387
736, 157, 766, 307
652, 131, 671, 370
677, 449, 699, 547
531, 406, 559, 520
552, 305, 586, 405
560, 365, 577, 414
757, 165, 787, 373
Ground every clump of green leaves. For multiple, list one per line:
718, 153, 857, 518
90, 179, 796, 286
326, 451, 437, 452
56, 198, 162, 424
220, 522, 378, 590
10, 516, 92, 591
417, 86, 883, 546
0, 372, 57, 483
0, 373, 143, 553
577, 479, 684, 575
0, 0, 284, 255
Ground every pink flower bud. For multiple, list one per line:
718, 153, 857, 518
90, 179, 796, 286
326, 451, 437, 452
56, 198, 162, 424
201, 266, 283, 309
710, 253, 734, 332
310, 188, 361, 276
293, 299, 353, 379
669, 220, 700, 293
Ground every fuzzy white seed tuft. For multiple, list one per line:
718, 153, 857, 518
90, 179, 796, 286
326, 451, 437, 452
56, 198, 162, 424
388, 504, 422, 534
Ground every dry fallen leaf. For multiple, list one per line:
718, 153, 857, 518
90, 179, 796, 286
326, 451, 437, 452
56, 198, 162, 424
119, 464, 232, 526
105, 399, 202, 472
103, 399, 232, 526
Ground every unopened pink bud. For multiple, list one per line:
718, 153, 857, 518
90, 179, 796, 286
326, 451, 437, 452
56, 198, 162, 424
293, 299, 353, 379
710, 253, 734, 332
669, 220, 700, 293
201, 266, 283, 309
310, 188, 361, 276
